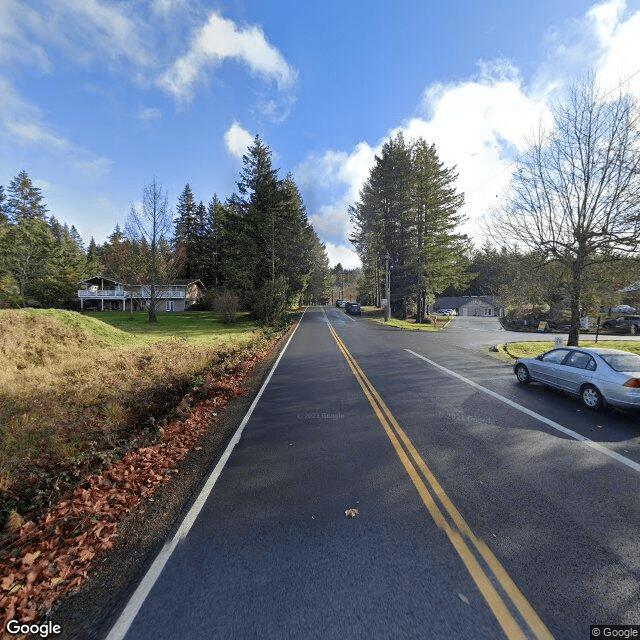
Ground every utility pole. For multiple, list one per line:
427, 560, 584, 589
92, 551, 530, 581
385, 252, 391, 322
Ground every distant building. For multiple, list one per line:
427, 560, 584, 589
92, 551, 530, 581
434, 296, 503, 317
78, 276, 205, 312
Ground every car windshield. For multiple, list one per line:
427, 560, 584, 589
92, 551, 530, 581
600, 353, 640, 372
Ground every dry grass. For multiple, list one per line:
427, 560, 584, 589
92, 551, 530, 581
0, 309, 272, 530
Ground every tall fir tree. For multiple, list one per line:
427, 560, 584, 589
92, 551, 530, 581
174, 184, 198, 279
6, 170, 48, 222
223, 135, 282, 300
350, 132, 468, 320
410, 138, 468, 322
223, 135, 329, 322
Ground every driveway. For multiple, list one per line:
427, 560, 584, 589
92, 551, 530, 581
443, 316, 640, 349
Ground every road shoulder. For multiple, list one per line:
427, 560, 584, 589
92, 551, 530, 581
46, 324, 296, 640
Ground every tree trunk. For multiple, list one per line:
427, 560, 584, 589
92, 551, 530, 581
148, 283, 157, 324
568, 257, 583, 346
416, 289, 426, 323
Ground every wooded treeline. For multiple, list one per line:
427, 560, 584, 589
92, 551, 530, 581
0, 137, 332, 324
449, 243, 640, 319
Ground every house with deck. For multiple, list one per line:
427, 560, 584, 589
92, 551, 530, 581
78, 276, 205, 312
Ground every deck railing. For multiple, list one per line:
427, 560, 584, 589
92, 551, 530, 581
78, 289, 128, 298
78, 289, 186, 299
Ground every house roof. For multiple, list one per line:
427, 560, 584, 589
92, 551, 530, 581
79, 276, 205, 289
80, 276, 124, 286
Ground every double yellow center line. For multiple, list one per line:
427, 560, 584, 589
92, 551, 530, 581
326, 320, 553, 640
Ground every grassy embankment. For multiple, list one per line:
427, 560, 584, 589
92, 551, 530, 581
0, 309, 273, 530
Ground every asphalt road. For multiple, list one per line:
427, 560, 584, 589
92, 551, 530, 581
104, 308, 640, 640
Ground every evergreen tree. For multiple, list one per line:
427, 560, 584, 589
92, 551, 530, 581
350, 132, 468, 320
223, 136, 329, 322
410, 138, 468, 322
0, 185, 7, 223
1, 217, 56, 305
86, 237, 102, 275
174, 184, 198, 279
69, 225, 85, 252
350, 132, 413, 316
6, 170, 48, 222
223, 136, 282, 302
40, 223, 88, 306
202, 196, 227, 288
302, 232, 332, 304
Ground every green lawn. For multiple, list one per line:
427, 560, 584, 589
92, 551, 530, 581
502, 340, 640, 359
82, 310, 260, 346
363, 307, 447, 331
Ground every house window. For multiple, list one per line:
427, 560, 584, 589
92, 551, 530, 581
483, 307, 493, 316
166, 301, 174, 312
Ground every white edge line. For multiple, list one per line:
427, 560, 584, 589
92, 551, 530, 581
105, 310, 307, 640
405, 349, 640, 475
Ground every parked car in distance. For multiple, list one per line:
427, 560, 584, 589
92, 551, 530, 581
611, 304, 636, 313
335, 300, 347, 308
346, 303, 361, 315
601, 315, 640, 335
514, 346, 640, 411
439, 308, 455, 316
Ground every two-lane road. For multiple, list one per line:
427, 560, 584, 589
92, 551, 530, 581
103, 307, 640, 640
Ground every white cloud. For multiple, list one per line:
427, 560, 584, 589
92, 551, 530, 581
324, 242, 361, 270
159, 12, 296, 102
5, 121, 71, 151
303, 1, 640, 258
297, 142, 375, 260
138, 107, 162, 122
0, 78, 112, 180
592, 1, 640, 95
70, 156, 113, 180
0, 0, 152, 80
0, 0, 51, 70
301, 66, 550, 254
53, 0, 150, 66
589, 0, 626, 44
151, 0, 186, 15
399, 68, 553, 241
224, 121, 254, 159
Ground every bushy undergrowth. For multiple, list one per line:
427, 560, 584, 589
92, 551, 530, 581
0, 309, 270, 531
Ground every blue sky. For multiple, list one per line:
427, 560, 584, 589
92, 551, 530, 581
2, 0, 640, 267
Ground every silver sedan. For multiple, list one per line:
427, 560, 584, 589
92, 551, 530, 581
514, 347, 640, 411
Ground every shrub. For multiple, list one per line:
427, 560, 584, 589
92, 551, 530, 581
210, 290, 241, 323
252, 276, 289, 326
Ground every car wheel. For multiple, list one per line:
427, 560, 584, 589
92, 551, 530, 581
581, 384, 603, 411
515, 364, 530, 384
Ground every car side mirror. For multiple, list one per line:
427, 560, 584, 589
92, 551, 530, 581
536, 354, 543, 361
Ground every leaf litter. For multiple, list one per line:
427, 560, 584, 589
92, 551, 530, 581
0, 345, 271, 637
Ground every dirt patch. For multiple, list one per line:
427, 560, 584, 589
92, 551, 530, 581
2, 324, 293, 640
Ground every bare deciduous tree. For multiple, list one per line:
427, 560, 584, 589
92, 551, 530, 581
493, 76, 640, 345
126, 178, 173, 324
